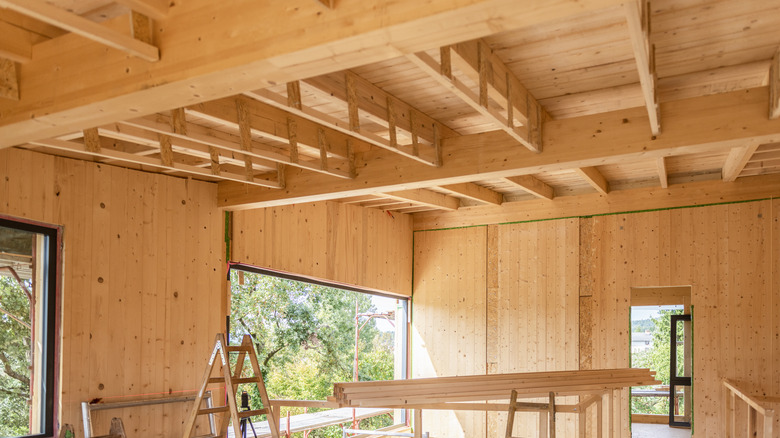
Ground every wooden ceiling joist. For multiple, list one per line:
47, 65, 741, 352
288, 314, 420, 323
0, 21, 35, 63
218, 89, 780, 209
438, 183, 503, 206
501, 175, 554, 200
576, 167, 610, 195
0, 59, 19, 101
656, 157, 668, 188
185, 97, 356, 179
722, 142, 761, 182
383, 189, 460, 211
771, 49, 780, 120
0, 0, 160, 62
408, 39, 543, 153
115, 0, 170, 20
29, 138, 284, 188
624, 0, 660, 135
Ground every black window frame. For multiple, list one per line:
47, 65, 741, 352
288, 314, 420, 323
0, 215, 61, 438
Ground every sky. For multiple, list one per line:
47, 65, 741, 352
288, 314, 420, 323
631, 305, 683, 321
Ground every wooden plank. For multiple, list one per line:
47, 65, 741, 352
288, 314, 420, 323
0, 58, 19, 101
440, 182, 503, 205
130, 11, 154, 45
624, 0, 660, 135
158, 134, 173, 167
83, 127, 101, 153
286, 81, 302, 110
0, 22, 34, 63
115, 0, 169, 20
218, 89, 780, 209
383, 189, 460, 211
576, 167, 609, 195
771, 49, 780, 119
412, 172, 780, 230
502, 175, 554, 200
657, 156, 668, 188
0, 0, 159, 61
722, 143, 761, 182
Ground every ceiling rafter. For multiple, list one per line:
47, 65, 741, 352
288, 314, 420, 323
29, 137, 284, 188
438, 183, 503, 206
382, 189, 460, 211
656, 157, 668, 188
575, 167, 610, 195
0, 21, 36, 63
115, 0, 170, 20
722, 142, 762, 182
408, 39, 544, 153
770, 48, 780, 120
501, 175, 555, 200
0, 0, 160, 62
624, 0, 660, 135
0, 59, 19, 101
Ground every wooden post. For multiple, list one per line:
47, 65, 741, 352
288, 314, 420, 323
539, 411, 548, 438
596, 397, 603, 438
414, 409, 422, 438
763, 411, 774, 438
747, 406, 757, 437
548, 392, 556, 438
724, 385, 733, 438
505, 390, 518, 438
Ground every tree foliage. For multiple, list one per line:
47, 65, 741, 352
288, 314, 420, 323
229, 272, 396, 437
0, 275, 33, 436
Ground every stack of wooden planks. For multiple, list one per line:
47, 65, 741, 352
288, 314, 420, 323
332, 368, 659, 407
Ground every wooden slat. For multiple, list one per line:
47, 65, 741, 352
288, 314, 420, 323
158, 134, 173, 167
576, 167, 610, 195
383, 189, 460, 211
657, 156, 668, 188
0, 58, 19, 101
771, 49, 780, 120
722, 143, 761, 182
502, 175, 554, 200
624, 0, 660, 135
287, 81, 302, 110
0, 0, 160, 61
439, 183, 503, 205
83, 128, 102, 153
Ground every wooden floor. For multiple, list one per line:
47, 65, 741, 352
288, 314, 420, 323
631, 423, 691, 438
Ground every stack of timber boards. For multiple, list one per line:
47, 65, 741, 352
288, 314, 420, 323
333, 369, 659, 407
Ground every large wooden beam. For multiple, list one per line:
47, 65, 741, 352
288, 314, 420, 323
439, 183, 503, 205
383, 189, 460, 211
0, 21, 36, 63
657, 156, 668, 188
413, 173, 780, 230
0, 0, 159, 62
624, 0, 660, 135
770, 49, 780, 119
218, 89, 780, 209
575, 167, 610, 195
0, 0, 623, 148
0, 59, 19, 101
115, 0, 170, 20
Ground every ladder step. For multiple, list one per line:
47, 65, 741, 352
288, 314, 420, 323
208, 377, 260, 384
238, 408, 268, 418
225, 346, 251, 352
198, 406, 230, 415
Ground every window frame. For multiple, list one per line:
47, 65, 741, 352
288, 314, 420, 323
0, 215, 62, 438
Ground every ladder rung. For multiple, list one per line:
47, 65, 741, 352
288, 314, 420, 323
208, 377, 260, 384
225, 346, 251, 352
198, 406, 229, 415
238, 408, 268, 418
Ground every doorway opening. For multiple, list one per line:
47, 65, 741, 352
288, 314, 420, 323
629, 286, 692, 434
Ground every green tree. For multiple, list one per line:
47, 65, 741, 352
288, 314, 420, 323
229, 272, 395, 438
0, 275, 33, 436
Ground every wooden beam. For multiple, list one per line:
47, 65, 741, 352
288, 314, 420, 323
770, 49, 780, 119
0, 0, 159, 62
439, 183, 503, 205
115, 0, 170, 20
0, 59, 19, 101
722, 143, 761, 182
0, 21, 35, 63
502, 175, 554, 200
0, 0, 624, 149
218, 89, 780, 209
624, 0, 660, 135
657, 156, 668, 188
413, 172, 780, 230
383, 189, 460, 211
408, 40, 543, 153
30, 138, 283, 188
576, 167, 609, 195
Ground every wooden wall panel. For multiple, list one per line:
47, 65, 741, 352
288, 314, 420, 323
231, 202, 413, 296
0, 148, 222, 437
489, 219, 580, 438
582, 201, 780, 437
412, 227, 487, 438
